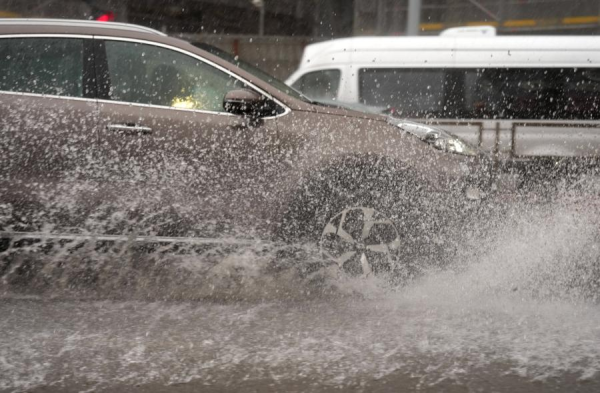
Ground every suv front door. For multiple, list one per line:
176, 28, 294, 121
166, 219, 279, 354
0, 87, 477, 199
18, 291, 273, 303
93, 38, 282, 238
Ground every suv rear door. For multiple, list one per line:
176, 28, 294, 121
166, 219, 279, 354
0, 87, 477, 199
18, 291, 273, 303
93, 38, 282, 238
0, 36, 98, 233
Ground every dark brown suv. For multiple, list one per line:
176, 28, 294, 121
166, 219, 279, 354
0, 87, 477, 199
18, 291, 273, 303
0, 19, 491, 276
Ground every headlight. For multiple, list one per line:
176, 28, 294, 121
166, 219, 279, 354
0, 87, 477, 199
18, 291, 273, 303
427, 131, 477, 156
387, 119, 480, 157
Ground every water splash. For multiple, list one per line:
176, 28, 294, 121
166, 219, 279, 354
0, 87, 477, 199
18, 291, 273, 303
1, 195, 600, 392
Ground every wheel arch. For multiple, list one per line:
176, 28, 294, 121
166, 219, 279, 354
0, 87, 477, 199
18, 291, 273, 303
272, 151, 435, 242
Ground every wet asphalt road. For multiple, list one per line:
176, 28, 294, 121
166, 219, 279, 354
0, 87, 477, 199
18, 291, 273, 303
2, 201, 600, 392
2, 292, 600, 393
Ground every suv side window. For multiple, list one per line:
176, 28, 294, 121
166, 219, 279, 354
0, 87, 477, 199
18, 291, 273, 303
0, 38, 84, 97
103, 40, 240, 112
292, 69, 340, 101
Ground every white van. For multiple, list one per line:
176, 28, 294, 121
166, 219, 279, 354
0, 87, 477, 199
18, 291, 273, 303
286, 28, 600, 159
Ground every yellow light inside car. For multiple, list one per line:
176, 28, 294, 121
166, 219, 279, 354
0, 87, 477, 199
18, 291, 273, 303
171, 97, 197, 109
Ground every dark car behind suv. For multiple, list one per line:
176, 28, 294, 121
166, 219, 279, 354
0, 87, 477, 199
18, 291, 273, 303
0, 19, 493, 277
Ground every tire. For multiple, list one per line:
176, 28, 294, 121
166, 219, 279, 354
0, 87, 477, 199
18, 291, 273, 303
276, 155, 451, 279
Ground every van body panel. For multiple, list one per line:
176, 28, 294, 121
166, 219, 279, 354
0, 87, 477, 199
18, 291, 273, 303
453, 50, 600, 67
288, 35, 600, 159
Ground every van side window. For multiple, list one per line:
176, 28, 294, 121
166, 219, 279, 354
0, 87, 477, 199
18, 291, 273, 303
359, 69, 446, 118
359, 67, 600, 120
104, 41, 240, 111
0, 38, 84, 97
292, 70, 340, 101
463, 68, 600, 120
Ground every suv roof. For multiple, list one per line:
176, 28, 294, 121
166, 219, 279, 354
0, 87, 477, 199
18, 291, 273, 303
0, 19, 167, 37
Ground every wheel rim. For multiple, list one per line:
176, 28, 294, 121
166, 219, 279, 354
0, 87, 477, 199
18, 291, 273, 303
319, 207, 401, 277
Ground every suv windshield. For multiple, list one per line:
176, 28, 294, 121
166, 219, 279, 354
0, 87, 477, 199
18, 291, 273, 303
192, 42, 312, 103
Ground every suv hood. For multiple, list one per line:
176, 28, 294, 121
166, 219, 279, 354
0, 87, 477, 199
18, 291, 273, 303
306, 99, 388, 121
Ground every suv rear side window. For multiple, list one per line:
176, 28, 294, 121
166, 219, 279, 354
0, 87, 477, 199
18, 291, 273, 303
0, 38, 84, 97
292, 69, 340, 101
103, 40, 240, 112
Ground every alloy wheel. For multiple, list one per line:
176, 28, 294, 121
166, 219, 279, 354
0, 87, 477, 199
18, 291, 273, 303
320, 207, 401, 277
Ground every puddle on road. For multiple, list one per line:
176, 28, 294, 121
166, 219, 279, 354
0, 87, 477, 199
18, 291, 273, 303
1, 200, 600, 392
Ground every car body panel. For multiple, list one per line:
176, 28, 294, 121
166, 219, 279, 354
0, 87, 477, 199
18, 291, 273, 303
0, 21, 487, 244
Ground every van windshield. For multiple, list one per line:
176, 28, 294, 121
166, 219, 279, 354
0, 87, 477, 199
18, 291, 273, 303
193, 42, 312, 103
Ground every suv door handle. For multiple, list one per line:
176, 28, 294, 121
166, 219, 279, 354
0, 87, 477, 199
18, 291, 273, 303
106, 124, 153, 135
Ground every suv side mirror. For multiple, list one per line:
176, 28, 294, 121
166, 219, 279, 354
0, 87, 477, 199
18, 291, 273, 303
223, 88, 274, 118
